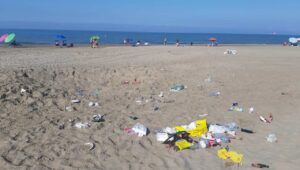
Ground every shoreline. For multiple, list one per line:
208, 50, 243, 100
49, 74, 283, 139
0, 43, 289, 48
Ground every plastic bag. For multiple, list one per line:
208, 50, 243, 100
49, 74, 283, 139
217, 148, 243, 164
175, 119, 208, 137
175, 139, 193, 151
132, 123, 148, 137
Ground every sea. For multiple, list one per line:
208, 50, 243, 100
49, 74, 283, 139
0, 29, 298, 45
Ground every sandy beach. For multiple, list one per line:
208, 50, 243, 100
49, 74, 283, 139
0, 45, 300, 169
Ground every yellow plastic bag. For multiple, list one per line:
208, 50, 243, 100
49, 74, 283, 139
175, 139, 193, 151
188, 119, 208, 137
227, 151, 243, 164
217, 148, 243, 164
175, 126, 186, 132
217, 148, 229, 160
175, 119, 208, 137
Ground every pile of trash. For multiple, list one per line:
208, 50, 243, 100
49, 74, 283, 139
154, 119, 243, 164
125, 119, 245, 165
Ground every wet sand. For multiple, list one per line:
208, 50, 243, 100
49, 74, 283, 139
0, 45, 299, 169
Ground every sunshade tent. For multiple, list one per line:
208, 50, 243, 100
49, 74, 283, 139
289, 37, 298, 44
0, 34, 8, 42
4, 33, 16, 43
90, 36, 100, 41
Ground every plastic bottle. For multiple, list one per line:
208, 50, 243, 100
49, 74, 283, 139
129, 116, 138, 120
241, 128, 254, 133
251, 163, 269, 168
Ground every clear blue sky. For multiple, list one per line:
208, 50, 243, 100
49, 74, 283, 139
0, 0, 299, 34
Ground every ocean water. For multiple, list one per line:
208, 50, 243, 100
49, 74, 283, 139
0, 29, 298, 45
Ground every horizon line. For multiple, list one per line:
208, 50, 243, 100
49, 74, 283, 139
0, 27, 299, 36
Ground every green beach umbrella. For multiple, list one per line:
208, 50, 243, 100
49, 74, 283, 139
90, 35, 100, 41
4, 33, 16, 43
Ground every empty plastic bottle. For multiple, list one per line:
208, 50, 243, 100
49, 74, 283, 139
251, 163, 269, 168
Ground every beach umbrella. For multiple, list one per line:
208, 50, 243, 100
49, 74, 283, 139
4, 33, 16, 43
289, 37, 298, 44
90, 35, 100, 41
56, 35, 66, 39
209, 37, 217, 42
0, 34, 8, 42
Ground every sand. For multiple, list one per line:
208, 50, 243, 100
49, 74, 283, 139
0, 45, 300, 169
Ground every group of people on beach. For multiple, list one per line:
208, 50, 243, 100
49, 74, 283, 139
55, 40, 74, 48
90, 39, 99, 48
53, 37, 218, 48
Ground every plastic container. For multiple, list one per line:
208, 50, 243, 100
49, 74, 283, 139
170, 84, 185, 92
266, 134, 277, 143
132, 123, 148, 137
159, 91, 164, 97
92, 114, 104, 122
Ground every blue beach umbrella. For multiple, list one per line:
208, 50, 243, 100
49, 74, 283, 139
56, 35, 66, 39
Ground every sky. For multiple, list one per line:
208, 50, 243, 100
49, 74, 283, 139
0, 0, 299, 34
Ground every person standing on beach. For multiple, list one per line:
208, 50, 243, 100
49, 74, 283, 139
55, 40, 59, 47
176, 39, 180, 47
164, 37, 167, 45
